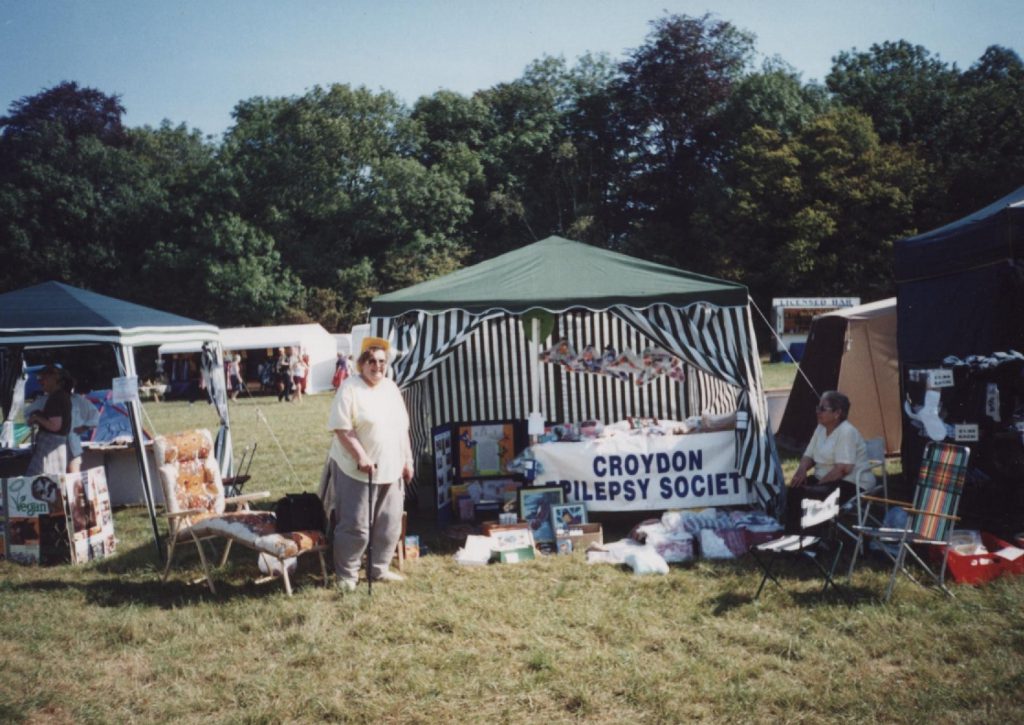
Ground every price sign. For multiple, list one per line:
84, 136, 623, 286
954, 424, 979, 442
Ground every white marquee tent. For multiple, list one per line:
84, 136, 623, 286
158, 323, 338, 393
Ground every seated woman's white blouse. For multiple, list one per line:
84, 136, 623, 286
803, 419, 874, 490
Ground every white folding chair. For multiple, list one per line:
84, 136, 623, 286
838, 437, 889, 567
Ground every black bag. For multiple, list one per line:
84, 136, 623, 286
274, 492, 326, 533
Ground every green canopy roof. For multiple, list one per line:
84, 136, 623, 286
371, 236, 748, 316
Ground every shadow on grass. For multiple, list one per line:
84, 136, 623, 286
10, 536, 330, 608
706, 558, 883, 614
9, 565, 329, 609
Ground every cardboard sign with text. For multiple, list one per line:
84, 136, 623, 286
531, 430, 752, 512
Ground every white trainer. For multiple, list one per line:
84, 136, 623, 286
372, 570, 405, 583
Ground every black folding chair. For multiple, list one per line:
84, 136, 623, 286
752, 488, 845, 600
223, 442, 257, 498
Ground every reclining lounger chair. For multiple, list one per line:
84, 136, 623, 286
157, 429, 328, 595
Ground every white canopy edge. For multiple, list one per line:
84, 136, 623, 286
0, 325, 220, 348
156, 323, 333, 356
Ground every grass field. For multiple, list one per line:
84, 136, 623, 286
760, 361, 799, 391
2, 391, 1023, 723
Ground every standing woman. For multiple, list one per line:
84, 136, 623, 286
786, 390, 873, 532
327, 337, 413, 591
26, 365, 73, 475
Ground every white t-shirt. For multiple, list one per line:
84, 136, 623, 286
67, 394, 101, 459
328, 375, 411, 484
803, 419, 874, 490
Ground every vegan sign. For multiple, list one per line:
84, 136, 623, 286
531, 430, 752, 512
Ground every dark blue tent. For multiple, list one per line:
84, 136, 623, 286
895, 186, 1024, 364
0, 282, 227, 559
895, 186, 1024, 531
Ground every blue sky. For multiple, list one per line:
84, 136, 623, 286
2, 0, 1022, 139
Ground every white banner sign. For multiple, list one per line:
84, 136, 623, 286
531, 430, 753, 512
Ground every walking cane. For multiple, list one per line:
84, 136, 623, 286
366, 464, 375, 597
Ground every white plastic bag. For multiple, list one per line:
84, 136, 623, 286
624, 545, 669, 575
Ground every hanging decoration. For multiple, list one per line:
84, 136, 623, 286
541, 339, 686, 386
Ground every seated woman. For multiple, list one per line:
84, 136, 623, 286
785, 390, 873, 533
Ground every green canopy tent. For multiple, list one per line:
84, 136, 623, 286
370, 236, 784, 512
0, 282, 230, 559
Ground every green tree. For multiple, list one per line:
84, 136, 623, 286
826, 40, 958, 149
943, 45, 1024, 213
711, 109, 926, 306
718, 59, 830, 142
613, 13, 755, 267
139, 213, 298, 325
0, 83, 159, 293
222, 84, 473, 327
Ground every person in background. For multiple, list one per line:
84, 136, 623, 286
66, 375, 100, 473
300, 353, 311, 394
276, 347, 293, 402
291, 348, 306, 403
25, 365, 73, 475
226, 353, 243, 401
332, 353, 349, 389
786, 390, 873, 532
328, 337, 413, 592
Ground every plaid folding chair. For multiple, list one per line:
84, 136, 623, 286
752, 488, 845, 600
849, 441, 970, 601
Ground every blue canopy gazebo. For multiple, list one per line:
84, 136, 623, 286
0, 281, 231, 559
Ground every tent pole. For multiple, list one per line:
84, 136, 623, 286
117, 345, 164, 563
531, 317, 540, 415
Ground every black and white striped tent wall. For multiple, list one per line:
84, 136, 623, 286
371, 302, 783, 512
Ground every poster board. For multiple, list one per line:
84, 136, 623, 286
1, 467, 115, 565
61, 468, 116, 563
2, 473, 64, 564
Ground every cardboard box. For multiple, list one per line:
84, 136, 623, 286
499, 546, 535, 563
555, 523, 603, 551
481, 521, 530, 536
404, 535, 420, 560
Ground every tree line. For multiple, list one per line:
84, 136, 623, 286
2, 14, 1021, 336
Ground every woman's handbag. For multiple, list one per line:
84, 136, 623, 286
273, 492, 326, 533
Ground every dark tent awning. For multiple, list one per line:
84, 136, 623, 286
0, 281, 218, 346
895, 185, 1024, 283
371, 236, 749, 316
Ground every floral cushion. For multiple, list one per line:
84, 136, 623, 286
180, 511, 326, 559
154, 429, 226, 515
155, 429, 213, 464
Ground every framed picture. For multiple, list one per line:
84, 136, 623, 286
518, 486, 564, 544
550, 503, 587, 532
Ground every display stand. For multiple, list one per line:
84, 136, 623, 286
431, 420, 528, 526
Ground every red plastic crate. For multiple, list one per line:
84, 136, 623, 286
984, 533, 1024, 577
938, 532, 1024, 585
